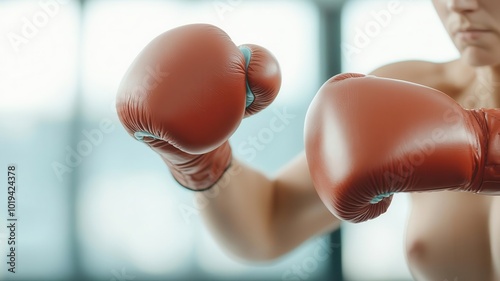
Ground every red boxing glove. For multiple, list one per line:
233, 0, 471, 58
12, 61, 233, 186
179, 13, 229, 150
305, 73, 500, 223
116, 24, 281, 191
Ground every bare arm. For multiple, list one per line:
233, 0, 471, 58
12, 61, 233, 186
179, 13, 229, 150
197, 152, 340, 261
196, 62, 438, 262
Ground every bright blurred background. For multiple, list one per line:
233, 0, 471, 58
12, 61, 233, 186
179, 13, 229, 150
0, 0, 459, 280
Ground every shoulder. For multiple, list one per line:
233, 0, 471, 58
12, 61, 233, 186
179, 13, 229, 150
368, 60, 445, 88
367, 59, 466, 98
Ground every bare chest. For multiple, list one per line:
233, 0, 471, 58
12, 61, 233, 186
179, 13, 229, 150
405, 192, 499, 281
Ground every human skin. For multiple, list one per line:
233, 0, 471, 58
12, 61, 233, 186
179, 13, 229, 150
197, 0, 500, 280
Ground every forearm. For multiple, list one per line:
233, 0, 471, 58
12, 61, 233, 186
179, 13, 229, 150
271, 153, 341, 256
197, 154, 340, 261
196, 159, 276, 261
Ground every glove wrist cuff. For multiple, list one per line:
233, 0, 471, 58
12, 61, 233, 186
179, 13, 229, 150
474, 109, 500, 193
165, 142, 232, 191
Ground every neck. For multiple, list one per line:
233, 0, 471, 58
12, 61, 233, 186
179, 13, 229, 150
457, 59, 500, 108
474, 65, 500, 101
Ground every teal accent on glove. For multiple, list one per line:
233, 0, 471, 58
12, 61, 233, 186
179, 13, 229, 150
134, 131, 160, 142
238, 46, 254, 108
370, 192, 395, 204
